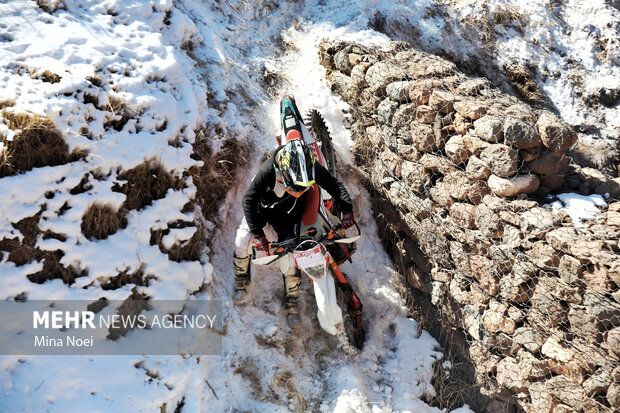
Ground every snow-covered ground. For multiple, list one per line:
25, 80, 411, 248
0, 0, 612, 411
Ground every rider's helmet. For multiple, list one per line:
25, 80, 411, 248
275, 139, 316, 198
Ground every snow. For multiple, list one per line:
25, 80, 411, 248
0, 0, 611, 411
548, 192, 608, 227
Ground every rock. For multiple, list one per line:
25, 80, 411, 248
569, 239, 605, 262
445, 135, 469, 164
350, 63, 370, 88
506, 103, 536, 122
499, 260, 536, 303
540, 174, 564, 191
499, 210, 521, 226
482, 194, 508, 212
584, 263, 616, 293
444, 171, 490, 204
450, 202, 477, 228
429, 89, 459, 114
359, 89, 381, 113
334, 48, 352, 74
520, 207, 556, 238
466, 156, 492, 180
330, 71, 358, 100
502, 224, 521, 248
454, 100, 488, 120
513, 326, 545, 353
546, 375, 587, 408
517, 350, 547, 380
411, 123, 440, 152
558, 255, 583, 285
377, 98, 400, 124
476, 205, 504, 238
471, 254, 500, 295
430, 181, 455, 207
401, 161, 428, 192
526, 151, 569, 176
419, 153, 458, 175
483, 300, 515, 334
497, 357, 527, 392
408, 81, 432, 105
474, 116, 504, 142
386, 81, 413, 103
537, 276, 582, 304
527, 241, 561, 270
488, 174, 540, 197
469, 342, 500, 374
463, 305, 483, 340
456, 78, 491, 95
365, 62, 406, 95
545, 227, 579, 252
608, 204, 620, 226
348, 52, 361, 67
584, 368, 612, 396
391, 103, 415, 129
408, 56, 456, 78
503, 117, 542, 149
415, 105, 436, 124
536, 110, 578, 152
542, 336, 572, 362
608, 382, 620, 411
480, 144, 519, 178
379, 149, 402, 177
519, 148, 540, 162
529, 381, 553, 412
462, 133, 490, 155
453, 112, 472, 135
596, 177, 620, 200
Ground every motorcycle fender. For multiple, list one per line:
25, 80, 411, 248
310, 273, 343, 335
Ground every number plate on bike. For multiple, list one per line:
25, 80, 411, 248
294, 246, 324, 269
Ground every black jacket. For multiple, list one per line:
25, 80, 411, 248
242, 149, 353, 237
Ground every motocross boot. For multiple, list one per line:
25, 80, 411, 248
283, 273, 302, 329
233, 254, 251, 304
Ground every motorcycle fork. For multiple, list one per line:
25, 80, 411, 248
329, 258, 364, 328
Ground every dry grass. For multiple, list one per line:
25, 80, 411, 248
190, 132, 250, 222
103, 95, 136, 132
504, 64, 543, 103
101, 265, 155, 290
0, 210, 86, 285
0, 100, 15, 110
150, 224, 204, 262
81, 202, 127, 240
114, 157, 184, 211
36, 0, 66, 13
36, 70, 62, 84
0, 111, 69, 177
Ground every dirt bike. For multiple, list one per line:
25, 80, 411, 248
252, 220, 366, 349
253, 95, 366, 349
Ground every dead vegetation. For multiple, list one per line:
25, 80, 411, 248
107, 288, 150, 340
190, 131, 251, 223
150, 223, 204, 262
113, 157, 185, 211
100, 265, 156, 290
103, 95, 136, 132
0, 111, 69, 177
36, 70, 62, 84
81, 202, 127, 240
503, 63, 543, 103
35, 0, 66, 13
0, 209, 86, 285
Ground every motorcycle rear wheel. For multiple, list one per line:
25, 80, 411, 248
334, 272, 365, 349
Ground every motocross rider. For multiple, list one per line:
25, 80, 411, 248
233, 137, 355, 328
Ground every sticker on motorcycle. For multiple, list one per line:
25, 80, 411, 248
294, 246, 324, 269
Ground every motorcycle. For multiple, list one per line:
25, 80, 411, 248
252, 220, 366, 350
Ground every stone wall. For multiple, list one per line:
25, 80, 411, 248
319, 40, 620, 412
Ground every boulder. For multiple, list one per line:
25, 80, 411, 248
391, 103, 416, 129
411, 123, 440, 152
449, 202, 477, 228
408, 81, 432, 105
583, 368, 612, 396
480, 144, 519, 178
386, 80, 413, 103
558, 255, 583, 285
470, 254, 500, 295
540, 174, 564, 191
499, 260, 536, 303
483, 300, 515, 334
334, 48, 353, 74
454, 100, 488, 120
453, 112, 472, 135
526, 151, 569, 176
377, 98, 400, 124
474, 116, 504, 142
365, 62, 406, 95
466, 156, 491, 180
519, 148, 540, 162
608, 382, 620, 411
536, 110, 578, 152
430, 181, 455, 207
456, 78, 491, 95
444, 135, 469, 164
488, 174, 540, 197
476, 205, 504, 238
545, 227, 579, 253
444, 171, 490, 204
512, 326, 545, 353
517, 350, 548, 381
462, 133, 490, 155
359, 89, 381, 113
350, 62, 370, 88
527, 241, 561, 270
419, 153, 458, 175
415, 105, 436, 124
330, 71, 358, 101
503, 117, 542, 149
497, 357, 527, 392
401, 161, 428, 192
542, 336, 573, 362
429, 89, 459, 114
520, 207, 556, 238
463, 305, 483, 340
